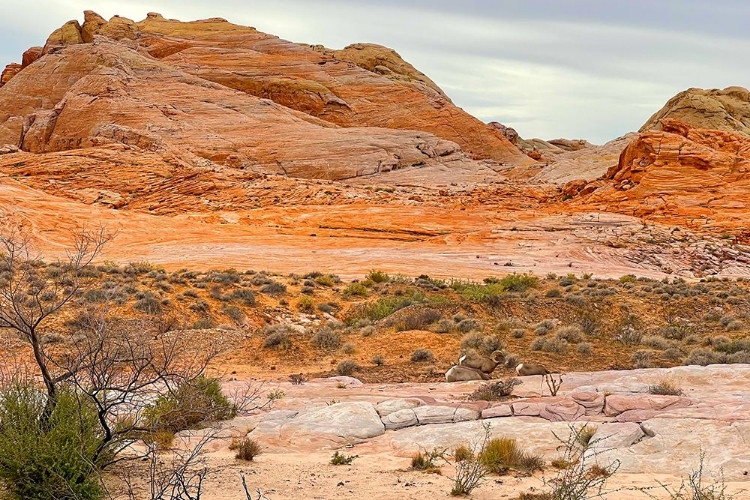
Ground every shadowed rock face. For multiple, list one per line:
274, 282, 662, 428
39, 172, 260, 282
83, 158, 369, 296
0, 11, 530, 171
640, 86, 750, 135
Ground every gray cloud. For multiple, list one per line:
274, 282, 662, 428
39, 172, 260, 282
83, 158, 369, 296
0, 0, 747, 143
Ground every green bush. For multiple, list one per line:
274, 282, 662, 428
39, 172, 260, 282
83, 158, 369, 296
330, 451, 358, 465
357, 289, 425, 321
367, 270, 391, 283
144, 376, 237, 433
0, 383, 106, 500
343, 282, 368, 297
499, 273, 538, 292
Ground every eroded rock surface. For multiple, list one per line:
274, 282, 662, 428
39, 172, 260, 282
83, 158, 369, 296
641, 86, 750, 135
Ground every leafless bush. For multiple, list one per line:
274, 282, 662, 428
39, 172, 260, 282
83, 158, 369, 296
469, 379, 522, 401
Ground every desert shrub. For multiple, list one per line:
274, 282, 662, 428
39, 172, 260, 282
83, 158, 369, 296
224, 305, 246, 324
450, 424, 492, 496
82, 289, 108, 303
544, 424, 619, 499
452, 282, 505, 302
260, 281, 286, 295
559, 274, 576, 287
367, 270, 391, 283
233, 437, 263, 461
433, 318, 456, 333
574, 339, 593, 355
341, 282, 367, 298
461, 332, 484, 351
144, 376, 236, 433
411, 349, 434, 362
631, 350, 654, 369
263, 330, 291, 350
511, 328, 526, 339
684, 348, 725, 366
411, 448, 446, 472
479, 437, 544, 474
663, 347, 684, 362
297, 295, 315, 313
642, 335, 674, 350
336, 360, 360, 376
317, 302, 340, 314
556, 326, 584, 343
658, 322, 693, 341
134, 291, 162, 315
649, 377, 684, 396
209, 285, 224, 300
312, 327, 341, 350
397, 308, 441, 331
250, 273, 272, 286
358, 290, 425, 320
341, 343, 356, 354
534, 319, 555, 336
453, 444, 473, 463
726, 320, 744, 331
619, 274, 637, 283
719, 315, 735, 327
229, 288, 256, 305
727, 351, 750, 364
499, 273, 538, 292
653, 451, 738, 500
481, 335, 504, 354
360, 325, 375, 336
0, 383, 106, 500
457, 318, 481, 332
545, 288, 561, 298
192, 317, 216, 330
315, 274, 339, 287
208, 269, 241, 285
330, 451, 358, 465
189, 299, 210, 314
617, 325, 643, 345
469, 379, 521, 401
713, 337, 750, 354
531, 337, 568, 354
371, 354, 385, 366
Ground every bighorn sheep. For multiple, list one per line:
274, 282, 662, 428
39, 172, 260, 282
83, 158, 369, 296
458, 350, 505, 374
445, 365, 492, 382
515, 363, 550, 376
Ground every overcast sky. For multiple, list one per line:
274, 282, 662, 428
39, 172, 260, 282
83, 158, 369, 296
1, 1, 747, 144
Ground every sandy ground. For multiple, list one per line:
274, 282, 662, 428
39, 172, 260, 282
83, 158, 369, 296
114, 448, 748, 499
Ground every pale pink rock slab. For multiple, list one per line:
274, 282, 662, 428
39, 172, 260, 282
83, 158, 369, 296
571, 391, 605, 415
381, 408, 418, 430
375, 398, 423, 417
482, 404, 513, 418
539, 400, 586, 422
604, 394, 693, 417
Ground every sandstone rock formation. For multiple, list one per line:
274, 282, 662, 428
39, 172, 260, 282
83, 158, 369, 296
0, 11, 537, 183
641, 86, 750, 135
573, 119, 750, 238
488, 121, 592, 163
0, 11, 528, 167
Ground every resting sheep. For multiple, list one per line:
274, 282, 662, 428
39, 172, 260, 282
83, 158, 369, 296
445, 365, 492, 382
515, 363, 550, 376
458, 350, 505, 375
